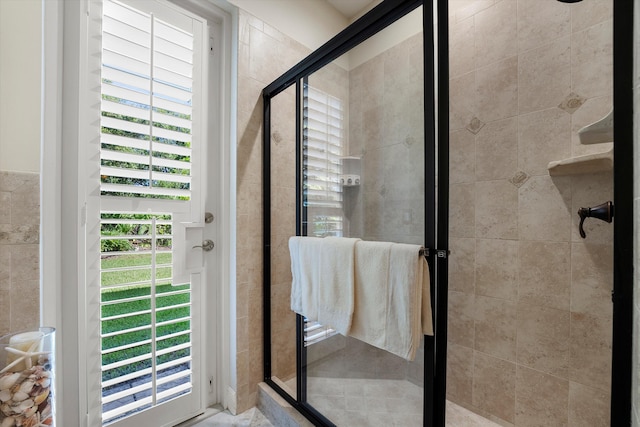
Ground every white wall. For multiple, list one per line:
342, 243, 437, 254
228, 0, 423, 71
0, 0, 41, 173
348, 7, 422, 69
228, 0, 347, 51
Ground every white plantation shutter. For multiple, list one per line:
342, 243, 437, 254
101, 0, 194, 199
100, 213, 193, 424
96, 1, 204, 425
304, 319, 337, 346
303, 84, 344, 236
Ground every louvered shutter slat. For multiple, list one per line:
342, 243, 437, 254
101, 183, 190, 198
102, 381, 152, 405
102, 338, 153, 356
154, 37, 193, 64
103, 34, 150, 64
305, 158, 340, 171
153, 96, 191, 116
153, 79, 192, 102
102, 15, 150, 46
153, 66, 192, 92
102, 99, 150, 122
152, 126, 191, 144
151, 171, 191, 185
101, 149, 149, 166
153, 111, 191, 130
151, 156, 190, 171
151, 141, 191, 157
102, 80, 151, 107
103, 0, 150, 33
102, 64, 151, 91
101, 166, 150, 181
102, 397, 153, 424
102, 49, 150, 79
102, 132, 150, 152
155, 21, 193, 50
102, 116, 150, 136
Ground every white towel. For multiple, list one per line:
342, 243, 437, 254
289, 236, 360, 335
289, 236, 319, 320
350, 241, 433, 361
348, 241, 392, 350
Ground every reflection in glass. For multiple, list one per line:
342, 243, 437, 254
301, 7, 425, 426
269, 83, 299, 398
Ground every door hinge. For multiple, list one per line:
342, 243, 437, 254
421, 248, 449, 259
209, 375, 214, 393
436, 249, 448, 259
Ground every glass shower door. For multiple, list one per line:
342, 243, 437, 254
262, 1, 444, 426
301, 11, 427, 425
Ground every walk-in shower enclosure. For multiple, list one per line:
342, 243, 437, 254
262, 0, 634, 426
262, 1, 448, 425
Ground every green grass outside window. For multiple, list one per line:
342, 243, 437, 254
101, 253, 191, 383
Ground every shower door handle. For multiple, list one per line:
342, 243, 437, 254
578, 201, 613, 238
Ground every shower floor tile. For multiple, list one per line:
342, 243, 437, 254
446, 402, 504, 427
302, 376, 501, 427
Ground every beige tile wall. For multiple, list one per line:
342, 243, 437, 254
349, 33, 425, 246
0, 171, 40, 336
448, 1, 614, 425
235, 10, 312, 412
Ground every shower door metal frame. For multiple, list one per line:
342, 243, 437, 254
610, 1, 634, 425
261, 0, 450, 426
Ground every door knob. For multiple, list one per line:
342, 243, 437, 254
578, 201, 613, 238
193, 239, 215, 251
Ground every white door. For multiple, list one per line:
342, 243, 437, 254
86, 1, 214, 425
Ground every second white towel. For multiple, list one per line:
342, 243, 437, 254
349, 241, 433, 361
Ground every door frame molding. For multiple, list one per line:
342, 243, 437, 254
41, 0, 66, 422
171, 0, 239, 411
41, 1, 91, 424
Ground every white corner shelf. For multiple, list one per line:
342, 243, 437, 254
340, 156, 361, 186
547, 147, 613, 176
578, 109, 613, 145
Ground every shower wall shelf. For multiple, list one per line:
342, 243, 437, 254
578, 109, 613, 145
548, 109, 614, 175
547, 147, 613, 176
340, 156, 361, 186
340, 174, 361, 186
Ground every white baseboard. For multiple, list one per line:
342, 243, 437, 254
225, 386, 237, 415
